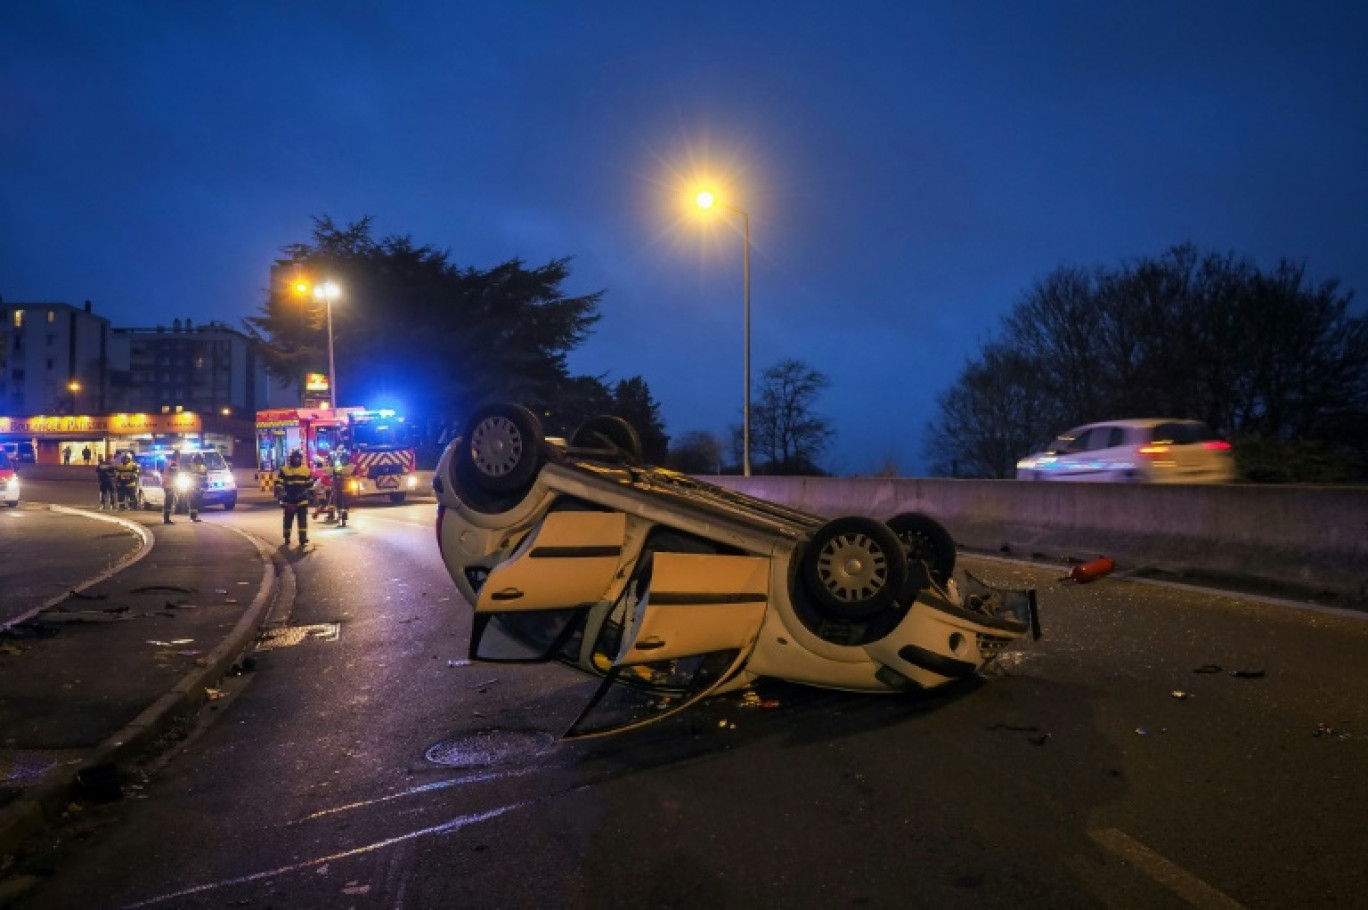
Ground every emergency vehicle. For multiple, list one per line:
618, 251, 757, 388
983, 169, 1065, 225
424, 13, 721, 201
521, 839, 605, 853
255, 407, 418, 503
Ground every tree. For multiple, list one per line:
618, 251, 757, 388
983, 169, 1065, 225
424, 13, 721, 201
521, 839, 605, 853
751, 358, 834, 475
607, 377, 670, 463
925, 244, 1368, 481
244, 216, 655, 447
668, 429, 724, 474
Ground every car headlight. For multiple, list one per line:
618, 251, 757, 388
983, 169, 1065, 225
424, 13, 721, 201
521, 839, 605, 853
346, 479, 362, 494
174, 474, 192, 492
4, 477, 18, 494
406, 475, 417, 488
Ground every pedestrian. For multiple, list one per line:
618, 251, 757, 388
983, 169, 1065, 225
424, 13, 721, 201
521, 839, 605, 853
186, 452, 208, 522
161, 453, 181, 523
274, 449, 314, 546
63, 445, 72, 465
96, 456, 116, 509
114, 452, 140, 510
82, 445, 92, 465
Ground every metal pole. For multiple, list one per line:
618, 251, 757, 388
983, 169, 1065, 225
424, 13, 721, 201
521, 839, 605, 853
741, 209, 751, 477
326, 295, 338, 410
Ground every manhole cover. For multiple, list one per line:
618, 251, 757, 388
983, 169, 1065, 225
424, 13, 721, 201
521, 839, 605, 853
426, 730, 556, 768
255, 623, 341, 650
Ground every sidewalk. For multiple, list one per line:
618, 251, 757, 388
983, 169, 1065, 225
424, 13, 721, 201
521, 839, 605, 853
0, 508, 280, 858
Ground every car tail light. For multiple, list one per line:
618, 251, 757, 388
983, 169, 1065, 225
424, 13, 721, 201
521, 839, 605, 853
1138, 445, 1169, 456
1202, 441, 1231, 451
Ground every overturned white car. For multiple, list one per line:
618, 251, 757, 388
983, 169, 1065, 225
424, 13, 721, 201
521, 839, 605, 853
434, 404, 1040, 737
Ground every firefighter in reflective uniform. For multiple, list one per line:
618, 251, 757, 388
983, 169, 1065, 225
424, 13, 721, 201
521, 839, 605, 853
274, 449, 314, 546
114, 453, 140, 510
186, 452, 208, 522
161, 453, 181, 523
329, 449, 357, 527
96, 456, 117, 510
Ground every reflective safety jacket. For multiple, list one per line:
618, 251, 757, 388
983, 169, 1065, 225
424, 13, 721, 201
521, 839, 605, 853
275, 463, 314, 504
114, 460, 140, 486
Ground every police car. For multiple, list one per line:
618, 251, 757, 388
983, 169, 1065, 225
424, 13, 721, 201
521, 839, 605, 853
132, 448, 238, 511
434, 403, 1040, 738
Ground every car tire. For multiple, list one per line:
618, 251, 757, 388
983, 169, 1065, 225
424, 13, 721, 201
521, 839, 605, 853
388, 492, 407, 504
570, 415, 643, 461
456, 403, 545, 496
886, 512, 956, 589
223, 495, 238, 511
800, 516, 908, 621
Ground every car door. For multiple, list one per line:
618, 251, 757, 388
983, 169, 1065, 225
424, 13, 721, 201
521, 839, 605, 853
469, 509, 632, 662
565, 551, 770, 738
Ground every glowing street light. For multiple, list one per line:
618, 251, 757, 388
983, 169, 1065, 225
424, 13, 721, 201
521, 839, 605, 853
694, 188, 752, 476
313, 280, 341, 409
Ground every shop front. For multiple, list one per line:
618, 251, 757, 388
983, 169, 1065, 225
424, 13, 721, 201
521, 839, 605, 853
0, 412, 214, 464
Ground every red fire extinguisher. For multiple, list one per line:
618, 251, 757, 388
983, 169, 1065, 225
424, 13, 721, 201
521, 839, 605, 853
1060, 557, 1115, 584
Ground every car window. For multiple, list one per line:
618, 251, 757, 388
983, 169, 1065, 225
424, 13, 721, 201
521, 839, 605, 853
1152, 422, 1216, 446
202, 451, 227, 471
0, 450, 10, 470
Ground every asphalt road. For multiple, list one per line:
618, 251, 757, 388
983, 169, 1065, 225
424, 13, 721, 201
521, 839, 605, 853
4, 478, 1367, 909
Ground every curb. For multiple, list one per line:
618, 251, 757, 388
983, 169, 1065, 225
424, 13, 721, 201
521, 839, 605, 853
0, 527, 289, 859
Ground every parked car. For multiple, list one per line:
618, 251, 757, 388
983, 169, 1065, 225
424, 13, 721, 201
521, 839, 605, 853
1, 448, 19, 507
132, 448, 238, 511
1016, 418, 1235, 483
15, 442, 36, 464
434, 403, 1040, 738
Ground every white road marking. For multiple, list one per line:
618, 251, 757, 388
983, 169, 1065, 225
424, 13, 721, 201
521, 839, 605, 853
1089, 827, 1245, 909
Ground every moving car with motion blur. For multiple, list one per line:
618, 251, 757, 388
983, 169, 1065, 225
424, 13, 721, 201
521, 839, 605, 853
1016, 418, 1235, 483
434, 403, 1041, 738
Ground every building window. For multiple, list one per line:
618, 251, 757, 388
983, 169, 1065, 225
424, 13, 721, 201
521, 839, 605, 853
46, 310, 55, 323
11, 310, 21, 328
47, 333, 56, 346
46, 358, 54, 370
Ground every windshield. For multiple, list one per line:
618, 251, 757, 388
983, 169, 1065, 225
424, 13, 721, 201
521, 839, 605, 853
350, 418, 405, 449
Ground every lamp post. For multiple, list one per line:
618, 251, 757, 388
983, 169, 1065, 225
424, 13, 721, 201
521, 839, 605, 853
313, 280, 341, 409
694, 190, 752, 477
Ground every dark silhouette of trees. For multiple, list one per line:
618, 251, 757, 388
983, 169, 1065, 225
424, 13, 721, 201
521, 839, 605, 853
245, 216, 666, 459
751, 358, 834, 475
926, 244, 1368, 481
668, 429, 725, 474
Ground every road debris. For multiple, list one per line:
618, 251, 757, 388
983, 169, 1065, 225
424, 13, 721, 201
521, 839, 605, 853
1193, 664, 1223, 674
1171, 690, 1191, 700
1230, 668, 1266, 679
1059, 556, 1116, 584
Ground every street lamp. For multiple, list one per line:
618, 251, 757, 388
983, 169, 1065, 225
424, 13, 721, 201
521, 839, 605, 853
313, 280, 341, 409
695, 189, 751, 476
66, 379, 82, 415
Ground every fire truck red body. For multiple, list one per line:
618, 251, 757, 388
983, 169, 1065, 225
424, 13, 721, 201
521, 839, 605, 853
255, 407, 418, 503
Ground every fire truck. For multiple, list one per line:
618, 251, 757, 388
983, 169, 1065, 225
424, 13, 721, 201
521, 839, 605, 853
255, 407, 418, 503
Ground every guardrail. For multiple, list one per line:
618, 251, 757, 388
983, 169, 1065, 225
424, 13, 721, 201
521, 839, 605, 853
706, 477, 1368, 605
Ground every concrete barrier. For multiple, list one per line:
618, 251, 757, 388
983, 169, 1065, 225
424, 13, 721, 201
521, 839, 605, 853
707, 477, 1368, 604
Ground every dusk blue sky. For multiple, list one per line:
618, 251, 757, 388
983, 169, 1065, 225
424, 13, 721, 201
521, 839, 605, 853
4, 2, 1366, 474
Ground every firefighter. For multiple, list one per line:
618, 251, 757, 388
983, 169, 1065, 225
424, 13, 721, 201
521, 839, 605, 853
161, 453, 181, 523
114, 452, 140, 510
332, 449, 356, 528
96, 455, 117, 509
274, 449, 314, 546
186, 452, 208, 522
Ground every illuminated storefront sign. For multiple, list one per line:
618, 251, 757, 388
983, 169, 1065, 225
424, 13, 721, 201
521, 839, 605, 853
0, 412, 203, 435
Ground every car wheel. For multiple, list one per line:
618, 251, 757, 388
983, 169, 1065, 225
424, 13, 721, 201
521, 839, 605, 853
388, 492, 407, 504
570, 415, 643, 461
886, 512, 956, 589
457, 403, 545, 495
223, 495, 238, 511
800, 516, 908, 621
